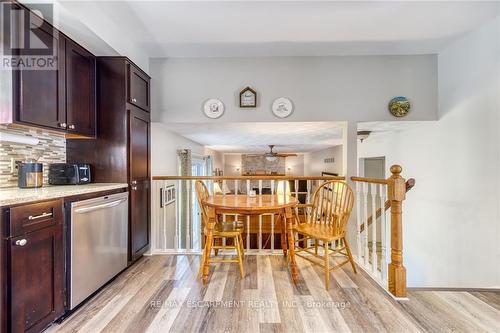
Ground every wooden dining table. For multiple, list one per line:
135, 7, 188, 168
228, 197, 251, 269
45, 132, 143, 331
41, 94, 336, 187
202, 194, 299, 284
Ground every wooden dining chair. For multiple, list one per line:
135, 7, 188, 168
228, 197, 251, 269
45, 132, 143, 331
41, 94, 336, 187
293, 180, 356, 289
195, 181, 245, 278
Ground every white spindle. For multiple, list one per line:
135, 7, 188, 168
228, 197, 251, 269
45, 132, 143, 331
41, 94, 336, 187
186, 180, 191, 250
379, 184, 387, 281
222, 179, 227, 196
258, 214, 263, 252
258, 180, 263, 251
246, 215, 251, 251
306, 180, 311, 221
306, 180, 312, 248
355, 182, 362, 261
175, 180, 179, 250
370, 183, 378, 274
234, 180, 238, 194
246, 180, 251, 194
271, 213, 275, 253
362, 182, 369, 267
270, 179, 276, 253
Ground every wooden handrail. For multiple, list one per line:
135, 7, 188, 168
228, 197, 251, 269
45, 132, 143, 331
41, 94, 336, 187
350, 176, 389, 185
153, 175, 345, 181
359, 178, 415, 232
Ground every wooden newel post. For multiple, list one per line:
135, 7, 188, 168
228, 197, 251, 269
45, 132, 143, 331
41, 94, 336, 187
388, 165, 407, 297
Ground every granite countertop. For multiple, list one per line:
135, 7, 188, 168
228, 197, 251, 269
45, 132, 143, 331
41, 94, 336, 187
0, 183, 129, 207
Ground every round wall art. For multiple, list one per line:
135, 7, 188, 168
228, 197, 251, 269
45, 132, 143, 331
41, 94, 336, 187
203, 99, 225, 119
272, 97, 293, 118
388, 96, 411, 118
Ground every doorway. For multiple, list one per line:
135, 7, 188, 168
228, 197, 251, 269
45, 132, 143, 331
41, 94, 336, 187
360, 157, 386, 179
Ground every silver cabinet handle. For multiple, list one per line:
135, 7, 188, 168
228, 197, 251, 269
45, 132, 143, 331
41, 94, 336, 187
132, 186, 137, 190
132, 98, 137, 103
28, 212, 52, 220
131, 180, 137, 185
68, 124, 75, 130
15, 239, 27, 246
59, 123, 67, 128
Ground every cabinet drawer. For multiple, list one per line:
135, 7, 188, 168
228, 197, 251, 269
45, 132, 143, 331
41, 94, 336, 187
9, 200, 63, 237
127, 63, 150, 112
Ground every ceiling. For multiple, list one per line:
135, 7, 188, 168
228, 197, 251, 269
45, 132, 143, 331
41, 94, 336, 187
59, 1, 499, 57
358, 121, 427, 133
165, 122, 344, 153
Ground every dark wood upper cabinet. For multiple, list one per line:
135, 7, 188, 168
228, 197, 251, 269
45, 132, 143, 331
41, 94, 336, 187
127, 64, 150, 112
12, 8, 66, 130
65, 38, 96, 136
0, 2, 96, 137
7, 200, 64, 333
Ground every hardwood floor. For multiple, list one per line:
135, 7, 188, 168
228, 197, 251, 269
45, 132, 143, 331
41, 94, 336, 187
46, 255, 500, 333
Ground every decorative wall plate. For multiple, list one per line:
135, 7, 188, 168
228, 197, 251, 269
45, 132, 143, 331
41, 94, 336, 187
203, 99, 225, 119
388, 96, 411, 117
239, 86, 257, 108
272, 97, 293, 118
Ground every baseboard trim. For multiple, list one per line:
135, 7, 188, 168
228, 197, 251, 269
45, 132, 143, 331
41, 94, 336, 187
408, 287, 500, 292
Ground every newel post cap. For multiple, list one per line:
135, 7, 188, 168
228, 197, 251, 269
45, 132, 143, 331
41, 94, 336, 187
390, 165, 402, 176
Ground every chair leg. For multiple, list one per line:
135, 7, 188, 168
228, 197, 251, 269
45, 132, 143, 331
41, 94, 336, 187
343, 237, 357, 274
214, 237, 220, 256
235, 236, 245, 278
202, 232, 214, 284
324, 241, 330, 289
198, 239, 208, 278
238, 234, 245, 258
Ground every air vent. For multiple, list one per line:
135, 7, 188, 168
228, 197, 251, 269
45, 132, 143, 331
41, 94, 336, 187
324, 157, 335, 164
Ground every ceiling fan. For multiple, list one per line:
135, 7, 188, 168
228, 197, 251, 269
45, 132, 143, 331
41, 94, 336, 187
264, 145, 297, 161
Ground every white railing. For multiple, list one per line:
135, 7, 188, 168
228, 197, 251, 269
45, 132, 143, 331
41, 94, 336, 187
351, 165, 414, 298
151, 175, 344, 254
353, 180, 390, 283
151, 167, 412, 298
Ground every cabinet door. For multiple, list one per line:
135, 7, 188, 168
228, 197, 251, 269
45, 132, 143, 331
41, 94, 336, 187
130, 179, 150, 260
65, 38, 96, 136
10, 225, 64, 333
129, 109, 150, 261
14, 10, 66, 130
127, 64, 150, 112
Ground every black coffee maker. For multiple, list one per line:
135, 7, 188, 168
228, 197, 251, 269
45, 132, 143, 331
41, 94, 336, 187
17, 159, 43, 188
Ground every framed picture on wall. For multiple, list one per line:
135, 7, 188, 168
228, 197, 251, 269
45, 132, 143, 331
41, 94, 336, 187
166, 185, 176, 205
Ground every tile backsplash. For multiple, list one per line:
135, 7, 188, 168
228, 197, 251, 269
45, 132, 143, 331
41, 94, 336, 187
0, 125, 66, 188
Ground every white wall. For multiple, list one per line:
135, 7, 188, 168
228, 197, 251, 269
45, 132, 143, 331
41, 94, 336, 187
151, 122, 206, 176
358, 16, 500, 288
285, 155, 305, 176
304, 146, 343, 176
150, 55, 438, 123
223, 154, 242, 176
54, 0, 150, 73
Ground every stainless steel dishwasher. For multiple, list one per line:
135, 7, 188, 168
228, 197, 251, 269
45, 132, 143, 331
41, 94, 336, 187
70, 191, 129, 309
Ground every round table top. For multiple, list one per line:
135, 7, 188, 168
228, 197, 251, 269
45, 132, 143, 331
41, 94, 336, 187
203, 194, 298, 213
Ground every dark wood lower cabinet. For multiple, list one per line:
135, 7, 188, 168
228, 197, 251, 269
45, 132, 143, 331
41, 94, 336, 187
130, 180, 150, 261
6, 201, 64, 333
